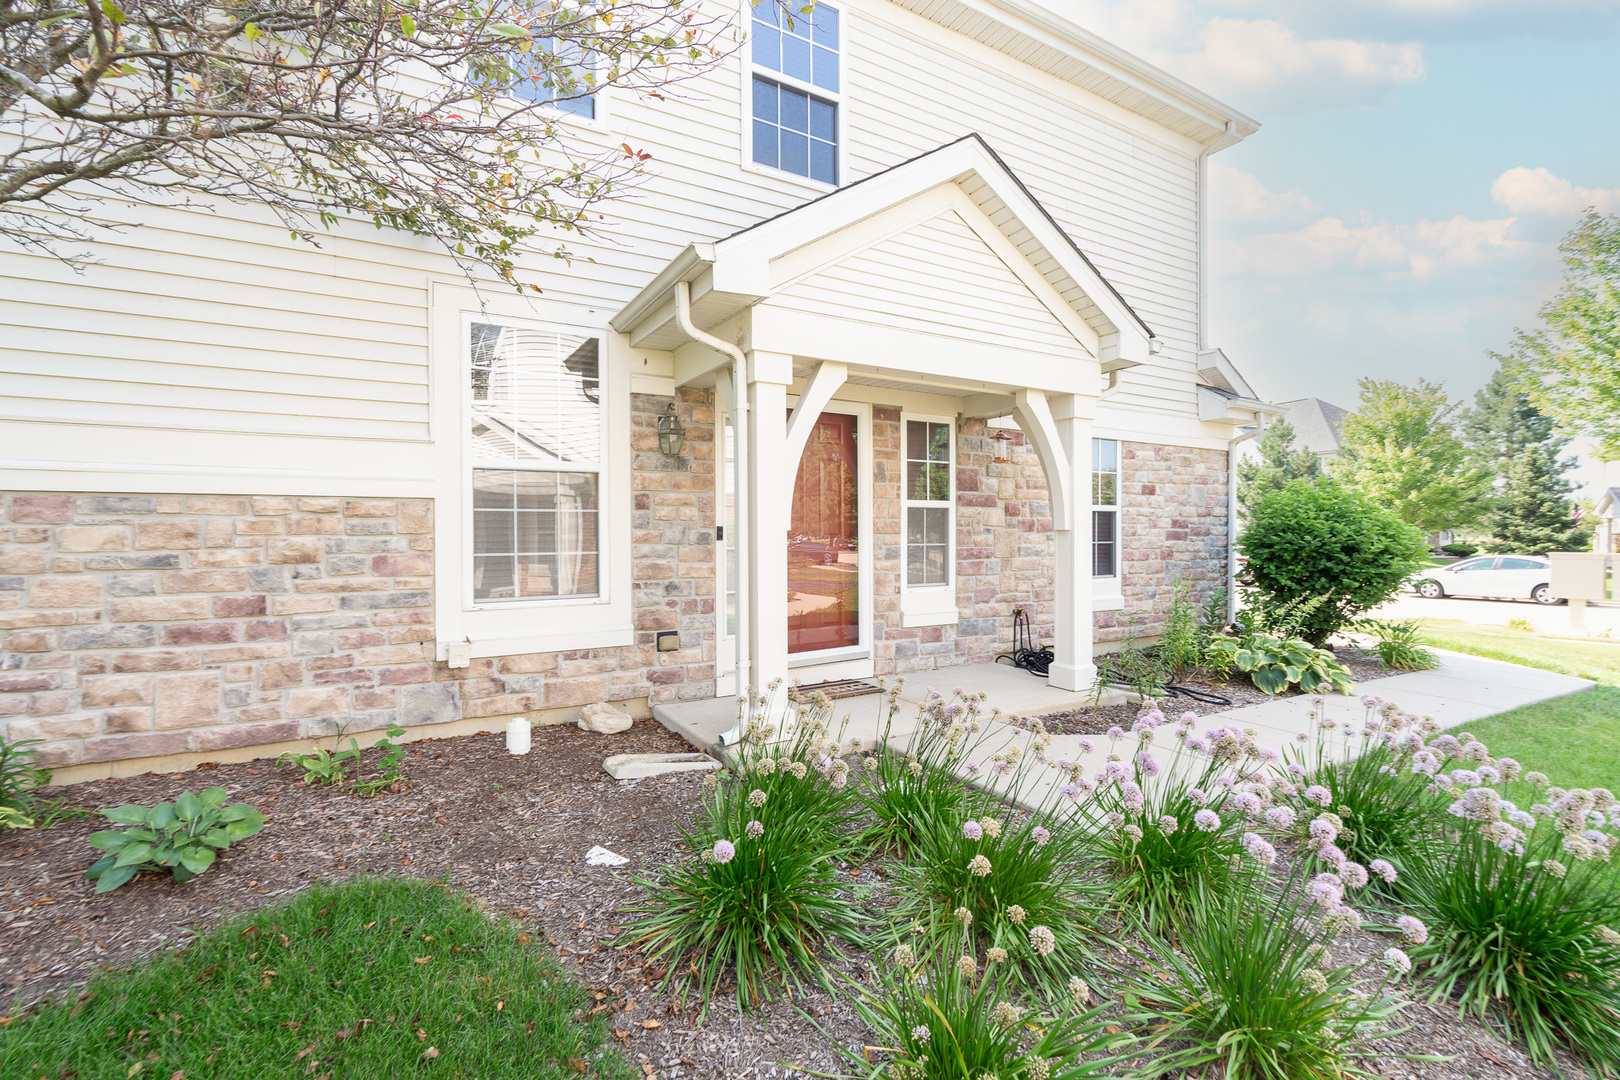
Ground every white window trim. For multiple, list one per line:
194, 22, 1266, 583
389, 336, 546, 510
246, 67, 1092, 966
901, 412, 957, 628
738, 0, 845, 191
429, 282, 632, 660
1092, 437, 1123, 611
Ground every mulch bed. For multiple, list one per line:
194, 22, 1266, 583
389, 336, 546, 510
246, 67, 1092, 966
0, 719, 1594, 1079
1039, 645, 1398, 736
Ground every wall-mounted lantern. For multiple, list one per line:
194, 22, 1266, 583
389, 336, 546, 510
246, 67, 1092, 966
990, 428, 1013, 464
657, 403, 686, 457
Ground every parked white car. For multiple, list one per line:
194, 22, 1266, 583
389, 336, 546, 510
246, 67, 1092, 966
1411, 555, 1562, 605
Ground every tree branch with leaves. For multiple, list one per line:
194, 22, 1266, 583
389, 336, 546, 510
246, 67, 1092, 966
0, 0, 740, 286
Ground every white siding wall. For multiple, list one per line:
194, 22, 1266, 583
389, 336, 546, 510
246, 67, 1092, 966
0, 0, 1209, 494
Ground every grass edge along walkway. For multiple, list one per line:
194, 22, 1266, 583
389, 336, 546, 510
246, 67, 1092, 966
1419, 620, 1620, 792
0, 876, 633, 1080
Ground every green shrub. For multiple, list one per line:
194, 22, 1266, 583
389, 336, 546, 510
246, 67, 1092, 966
1404, 779, 1620, 1074
85, 787, 267, 892
1121, 871, 1411, 1080
623, 685, 868, 1012
1205, 632, 1355, 695
831, 929, 1132, 1080
1352, 619, 1440, 671
1238, 481, 1429, 645
1441, 543, 1478, 557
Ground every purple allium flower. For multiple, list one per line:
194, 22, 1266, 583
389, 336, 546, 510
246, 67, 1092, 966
1411, 751, 1440, 776
1369, 859, 1397, 884
1264, 805, 1297, 829
1309, 817, 1339, 843
1255, 748, 1281, 765
712, 839, 736, 864
1242, 832, 1278, 866
1396, 915, 1429, 945
1032, 826, 1051, 848
1194, 809, 1221, 832
1106, 726, 1126, 742
1317, 843, 1347, 871
1180, 711, 1199, 725
1381, 947, 1412, 976
1186, 737, 1208, 754
1135, 751, 1161, 778
1077, 738, 1095, 755
1104, 811, 1125, 830
1061, 782, 1082, 802
1158, 814, 1180, 835
1120, 781, 1146, 813
1304, 785, 1333, 807
1341, 862, 1370, 889
963, 820, 984, 841
966, 761, 982, 777
1308, 873, 1344, 909
745, 819, 764, 839
1229, 791, 1263, 817
1187, 787, 1208, 806
991, 760, 1013, 777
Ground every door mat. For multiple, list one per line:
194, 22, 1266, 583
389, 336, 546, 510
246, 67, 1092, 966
790, 679, 883, 701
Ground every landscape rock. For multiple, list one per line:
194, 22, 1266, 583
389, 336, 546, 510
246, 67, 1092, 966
577, 701, 633, 734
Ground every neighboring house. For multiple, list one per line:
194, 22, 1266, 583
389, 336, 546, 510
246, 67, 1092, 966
1274, 398, 1351, 461
0, 0, 1270, 776
1596, 488, 1620, 554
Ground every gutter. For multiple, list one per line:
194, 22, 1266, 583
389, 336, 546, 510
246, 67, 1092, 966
674, 280, 750, 743
1226, 417, 1265, 623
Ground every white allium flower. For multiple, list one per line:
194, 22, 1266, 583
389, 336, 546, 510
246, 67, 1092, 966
1597, 925, 1620, 947
968, 854, 993, 877
1069, 975, 1091, 1008
1006, 904, 1026, 926
712, 839, 736, 864
1027, 1057, 1052, 1080
910, 1023, 931, 1043
789, 761, 808, 780
954, 906, 973, 926
757, 757, 778, 776
893, 944, 916, 967
980, 817, 1003, 840
956, 953, 978, 979
1544, 859, 1569, 879
1301, 968, 1329, 993
1029, 925, 1056, 957
1381, 947, 1412, 976
987, 946, 1008, 964
745, 819, 764, 839
748, 788, 767, 808
1396, 915, 1429, 945
992, 1001, 1023, 1029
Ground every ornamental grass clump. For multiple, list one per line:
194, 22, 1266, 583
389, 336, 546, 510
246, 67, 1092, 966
1121, 865, 1413, 1080
890, 713, 1114, 994
1082, 704, 1262, 932
623, 683, 868, 1012
829, 930, 1133, 1080
1403, 769, 1620, 1073
854, 681, 975, 855
1274, 697, 1450, 885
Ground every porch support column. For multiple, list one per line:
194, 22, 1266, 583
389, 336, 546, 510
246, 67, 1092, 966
1014, 389, 1095, 693
747, 350, 794, 693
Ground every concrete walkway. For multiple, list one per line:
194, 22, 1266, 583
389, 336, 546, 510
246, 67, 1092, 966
653, 649, 1596, 792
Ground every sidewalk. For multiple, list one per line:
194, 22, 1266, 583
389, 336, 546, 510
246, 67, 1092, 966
652, 649, 1596, 810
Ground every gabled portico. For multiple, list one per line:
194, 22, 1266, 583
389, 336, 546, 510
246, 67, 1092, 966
613, 135, 1157, 699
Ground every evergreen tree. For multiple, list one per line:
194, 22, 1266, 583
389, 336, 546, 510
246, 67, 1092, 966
1483, 441, 1583, 555
1463, 361, 1557, 469
1236, 418, 1323, 519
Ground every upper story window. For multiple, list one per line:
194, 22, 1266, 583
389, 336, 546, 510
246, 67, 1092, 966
904, 419, 952, 587
750, 2, 839, 185
509, 38, 596, 119
468, 322, 603, 602
1092, 438, 1119, 579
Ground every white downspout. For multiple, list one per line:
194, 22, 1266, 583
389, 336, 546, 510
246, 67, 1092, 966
1227, 416, 1265, 623
674, 281, 750, 743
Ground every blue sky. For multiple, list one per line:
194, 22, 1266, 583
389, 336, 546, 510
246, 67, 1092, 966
1044, 0, 1620, 410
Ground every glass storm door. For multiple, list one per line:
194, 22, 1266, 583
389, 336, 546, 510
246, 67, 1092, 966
788, 411, 860, 655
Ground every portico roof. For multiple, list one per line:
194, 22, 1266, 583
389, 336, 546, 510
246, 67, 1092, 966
611, 134, 1157, 382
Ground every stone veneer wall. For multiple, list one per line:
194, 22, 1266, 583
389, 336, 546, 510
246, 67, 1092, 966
878, 418, 1229, 674
0, 391, 719, 769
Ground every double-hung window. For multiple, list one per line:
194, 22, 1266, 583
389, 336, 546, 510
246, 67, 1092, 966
509, 37, 596, 119
468, 322, 603, 602
904, 419, 952, 587
1091, 438, 1120, 579
750, 2, 840, 184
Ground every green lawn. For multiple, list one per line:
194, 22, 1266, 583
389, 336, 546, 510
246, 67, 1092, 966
1418, 620, 1620, 791
1, 877, 630, 1080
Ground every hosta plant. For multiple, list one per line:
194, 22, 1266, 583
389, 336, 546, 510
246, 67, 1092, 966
1206, 632, 1354, 695
623, 682, 868, 1012
85, 788, 267, 892
830, 929, 1133, 1080
1403, 776, 1620, 1074
1121, 870, 1415, 1080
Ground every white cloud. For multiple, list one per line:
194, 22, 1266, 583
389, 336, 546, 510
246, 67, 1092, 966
1177, 18, 1426, 88
1490, 166, 1620, 216
1209, 161, 1319, 224
1233, 214, 1523, 278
